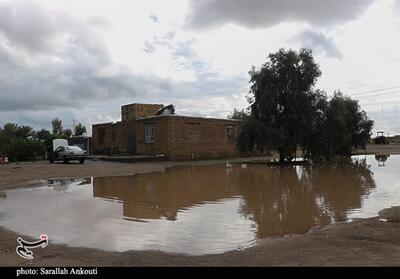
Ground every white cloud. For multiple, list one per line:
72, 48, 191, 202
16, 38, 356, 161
0, 0, 399, 136
0, 1, 177, 132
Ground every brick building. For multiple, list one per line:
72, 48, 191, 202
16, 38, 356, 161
92, 103, 241, 160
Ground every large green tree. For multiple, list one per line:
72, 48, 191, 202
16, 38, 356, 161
321, 91, 374, 159
238, 48, 373, 162
242, 48, 322, 162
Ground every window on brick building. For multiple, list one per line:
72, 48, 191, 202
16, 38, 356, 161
99, 128, 106, 145
187, 122, 201, 141
145, 124, 155, 143
227, 126, 234, 144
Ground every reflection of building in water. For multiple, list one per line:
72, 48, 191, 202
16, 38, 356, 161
92, 166, 234, 221
92, 160, 375, 237
375, 154, 390, 167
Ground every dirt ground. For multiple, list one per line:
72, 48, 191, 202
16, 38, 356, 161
354, 143, 400, 155
1, 144, 400, 266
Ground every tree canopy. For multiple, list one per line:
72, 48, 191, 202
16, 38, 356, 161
0, 117, 82, 161
51, 117, 75, 138
227, 108, 248, 120
51, 118, 63, 136
237, 48, 374, 162
74, 123, 87, 136
0, 123, 43, 161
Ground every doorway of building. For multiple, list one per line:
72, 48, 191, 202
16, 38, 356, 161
127, 131, 136, 154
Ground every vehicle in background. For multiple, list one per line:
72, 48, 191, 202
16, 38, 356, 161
47, 139, 88, 164
53, 139, 69, 151
0, 155, 8, 164
374, 131, 389, 145
68, 135, 91, 154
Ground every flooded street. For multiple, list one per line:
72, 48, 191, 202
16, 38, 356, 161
0, 155, 399, 255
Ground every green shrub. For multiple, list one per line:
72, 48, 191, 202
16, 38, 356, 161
5, 139, 45, 162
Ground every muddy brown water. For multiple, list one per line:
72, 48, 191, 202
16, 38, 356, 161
0, 155, 399, 255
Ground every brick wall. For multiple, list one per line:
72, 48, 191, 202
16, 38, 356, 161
168, 117, 240, 160
135, 116, 240, 160
121, 103, 163, 121
135, 117, 170, 156
92, 123, 113, 154
92, 120, 136, 154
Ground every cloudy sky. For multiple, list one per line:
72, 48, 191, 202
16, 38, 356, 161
0, 0, 399, 135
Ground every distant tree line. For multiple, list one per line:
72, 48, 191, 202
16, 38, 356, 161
0, 119, 87, 162
230, 48, 374, 162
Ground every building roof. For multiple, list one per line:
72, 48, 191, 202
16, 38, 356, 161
135, 114, 242, 122
121, 102, 163, 107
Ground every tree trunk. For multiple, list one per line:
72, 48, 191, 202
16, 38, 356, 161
279, 147, 285, 163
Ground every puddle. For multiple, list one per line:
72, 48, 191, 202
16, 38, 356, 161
0, 155, 399, 255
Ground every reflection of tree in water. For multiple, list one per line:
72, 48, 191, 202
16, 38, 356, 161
92, 160, 375, 238
310, 158, 375, 221
233, 158, 375, 238
375, 154, 390, 166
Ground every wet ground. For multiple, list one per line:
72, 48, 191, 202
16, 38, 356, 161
0, 154, 399, 255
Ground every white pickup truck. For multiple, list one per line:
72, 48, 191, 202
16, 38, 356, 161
47, 139, 87, 164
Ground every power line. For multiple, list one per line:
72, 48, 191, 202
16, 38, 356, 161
361, 102, 400, 107
351, 85, 400, 96
352, 90, 400, 98
356, 91, 400, 108
359, 93, 400, 102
